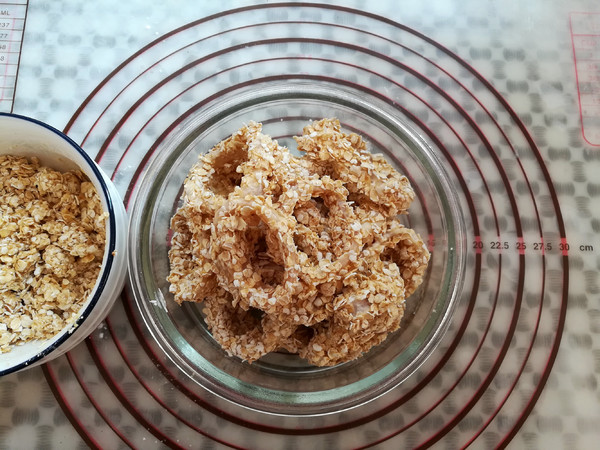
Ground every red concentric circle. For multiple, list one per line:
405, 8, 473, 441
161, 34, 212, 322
43, 4, 568, 448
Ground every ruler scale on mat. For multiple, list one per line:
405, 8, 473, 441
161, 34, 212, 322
0, 0, 26, 113
571, 11, 600, 146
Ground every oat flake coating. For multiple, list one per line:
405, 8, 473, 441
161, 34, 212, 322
168, 118, 430, 366
0, 155, 106, 353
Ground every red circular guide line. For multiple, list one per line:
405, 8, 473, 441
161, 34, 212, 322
114, 78, 489, 438
107, 71, 487, 437
464, 254, 548, 448
84, 326, 244, 449
44, 357, 136, 448
46, 3, 568, 448
406, 16, 568, 450
42, 365, 104, 450
74, 49, 503, 447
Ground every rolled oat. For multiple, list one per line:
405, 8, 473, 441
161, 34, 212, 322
0, 155, 106, 353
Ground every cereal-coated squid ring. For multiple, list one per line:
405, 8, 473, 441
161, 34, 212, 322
295, 118, 415, 216
167, 210, 217, 304
202, 290, 297, 363
376, 220, 431, 298
182, 122, 262, 215
272, 175, 364, 326
209, 194, 302, 315
300, 260, 406, 366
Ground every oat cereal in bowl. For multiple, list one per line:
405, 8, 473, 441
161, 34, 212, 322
128, 81, 465, 414
0, 155, 107, 352
0, 113, 127, 376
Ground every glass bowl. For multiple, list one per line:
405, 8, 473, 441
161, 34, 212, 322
0, 113, 128, 376
127, 80, 465, 415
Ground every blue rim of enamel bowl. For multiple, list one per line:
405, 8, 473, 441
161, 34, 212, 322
0, 112, 117, 376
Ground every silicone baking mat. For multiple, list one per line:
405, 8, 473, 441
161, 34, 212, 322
1, 1, 599, 449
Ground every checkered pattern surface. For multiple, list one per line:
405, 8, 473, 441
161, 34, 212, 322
1, 0, 599, 448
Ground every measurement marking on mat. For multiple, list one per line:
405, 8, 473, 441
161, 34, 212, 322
0, 1, 27, 113
470, 237, 593, 255
571, 12, 600, 146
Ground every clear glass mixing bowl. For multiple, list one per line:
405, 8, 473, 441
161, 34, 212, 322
127, 80, 466, 415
